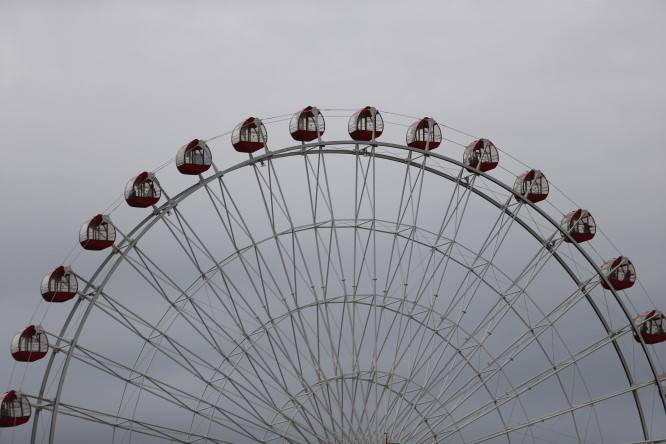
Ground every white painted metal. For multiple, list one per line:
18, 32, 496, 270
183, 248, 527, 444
21, 134, 665, 444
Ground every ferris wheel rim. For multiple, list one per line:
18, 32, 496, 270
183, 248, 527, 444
21, 135, 664, 443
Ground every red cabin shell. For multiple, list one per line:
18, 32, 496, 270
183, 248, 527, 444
560, 209, 596, 243
600, 256, 636, 290
513, 169, 549, 203
41, 266, 77, 302
463, 138, 499, 172
348, 106, 384, 141
0, 390, 31, 428
290, 106, 325, 142
232, 117, 267, 153
633, 310, 666, 344
79, 214, 115, 251
176, 139, 212, 175
124, 172, 161, 208
11, 325, 48, 362
406, 117, 442, 150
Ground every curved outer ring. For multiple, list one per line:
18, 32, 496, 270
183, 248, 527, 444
32, 139, 665, 443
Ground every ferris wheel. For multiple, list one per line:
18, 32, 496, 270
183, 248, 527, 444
2, 106, 666, 443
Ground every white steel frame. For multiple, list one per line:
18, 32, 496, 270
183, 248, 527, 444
23, 139, 666, 444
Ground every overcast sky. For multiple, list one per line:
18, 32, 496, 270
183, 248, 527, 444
1, 1, 665, 442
